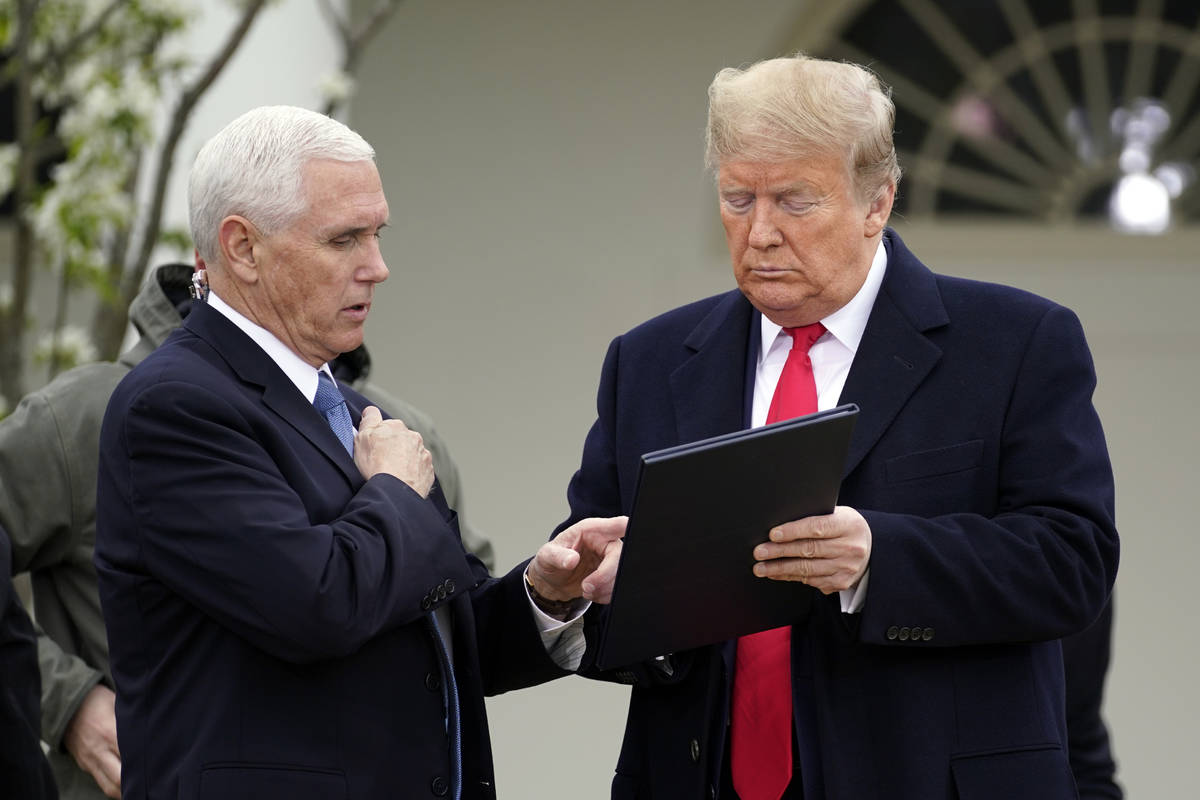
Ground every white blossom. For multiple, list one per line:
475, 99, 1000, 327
34, 325, 99, 369
317, 70, 357, 106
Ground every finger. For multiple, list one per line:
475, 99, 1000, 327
581, 539, 623, 603
572, 515, 628, 543
534, 541, 581, 575
90, 750, 121, 798
358, 405, 383, 431
755, 539, 824, 561
769, 515, 835, 543
753, 557, 840, 581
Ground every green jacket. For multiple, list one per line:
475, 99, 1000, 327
0, 264, 492, 799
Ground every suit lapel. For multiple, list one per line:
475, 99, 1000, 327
184, 303, 361, 484
669, 291, 755, 446
838, 231, 948, 478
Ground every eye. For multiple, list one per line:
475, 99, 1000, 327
781, 196, 815, 214
721, 194, 753, 212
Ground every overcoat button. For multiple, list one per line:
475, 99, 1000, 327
689, 738, 701, 762
886, 626, 899, 640
445, 579, 456, 594
421, 595, 432, 611
898, 626, 910, 641
431, 776, 449, 796
922, 627, 934, 641
425, 672, 441, 692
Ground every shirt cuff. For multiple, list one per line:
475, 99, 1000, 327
839, 568, 870, 614
524, 570, 590, 670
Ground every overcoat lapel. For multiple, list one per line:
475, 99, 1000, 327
669, 291, 755, 446
838, 231, 949, 478
184, 302, 362, 484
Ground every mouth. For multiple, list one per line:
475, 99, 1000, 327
342, 302, 371, 320
748, 265, 793, 277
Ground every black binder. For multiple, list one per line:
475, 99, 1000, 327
594, 404, 859, 670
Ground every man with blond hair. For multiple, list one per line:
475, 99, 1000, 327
560, 55, 1118, 799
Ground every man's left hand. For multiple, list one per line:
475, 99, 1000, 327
528, 516, 627, 604
752, 505, 871, 594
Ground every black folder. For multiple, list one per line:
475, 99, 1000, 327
594, 404, 859, 670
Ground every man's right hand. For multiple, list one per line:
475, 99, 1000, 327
353, 405, 435, 497
63, 684, 121, 798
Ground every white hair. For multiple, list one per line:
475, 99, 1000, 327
188, 105, 375, 263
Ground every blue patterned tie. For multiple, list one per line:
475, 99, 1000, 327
314, 371, 355, 455
427, 613, 462, 800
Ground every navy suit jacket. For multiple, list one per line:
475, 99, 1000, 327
563, 231, 1119, 800
95, 302, 563, 800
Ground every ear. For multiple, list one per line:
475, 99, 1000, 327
217, 215, 262, 285
864, 181, 895, 238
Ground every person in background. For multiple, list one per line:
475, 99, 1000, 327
558, 54, 1118, 799
1063, 598, 1123, 799
0, 260, 496, 799
1, 522, 58, 799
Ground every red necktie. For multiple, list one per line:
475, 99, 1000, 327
731, 321, 825, 800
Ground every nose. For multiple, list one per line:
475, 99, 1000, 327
747, 204, 782, 250
361, 239, 389, 284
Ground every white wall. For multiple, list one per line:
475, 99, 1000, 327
349, 1, 1198, 798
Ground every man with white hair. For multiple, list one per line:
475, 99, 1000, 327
94, 106, 623, 800
559, 55, 1118, 799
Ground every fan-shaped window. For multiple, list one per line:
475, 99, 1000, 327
784, 0, 1200, 230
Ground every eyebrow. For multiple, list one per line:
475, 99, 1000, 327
325, 221, 390, 239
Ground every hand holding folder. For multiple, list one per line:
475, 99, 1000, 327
594, 404, 859, 670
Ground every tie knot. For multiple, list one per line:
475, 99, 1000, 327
314, 370, 346, 414
785, 322, 826, 351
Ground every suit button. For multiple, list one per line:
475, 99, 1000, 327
431, 776, 449, 796
922, 627, 934, 641
898, 626, 910, 641
438, 584, 449, 601
445, 579, 456, 594
421, 595, 432, 611
886, 626, 899, 640
425, 672, 441, 692
689, 738, 701, 763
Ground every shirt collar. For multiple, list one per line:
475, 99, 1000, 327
758, 239, 888, 360
206, 289, 331, 402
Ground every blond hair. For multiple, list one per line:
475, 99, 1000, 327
705, 54, 901, 201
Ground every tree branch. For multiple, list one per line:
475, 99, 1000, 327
121, 0, 270, 301
317, 0, 352, 43
344, 0, 402, 74
28, 0, 126, 76
2, 0, 39, 403
321, 0, 403, 116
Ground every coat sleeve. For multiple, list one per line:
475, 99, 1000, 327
355, 380, 496, 572
96, 377, 476, 664
0, 386, 107, 746
858, 304, 1119, 646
